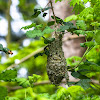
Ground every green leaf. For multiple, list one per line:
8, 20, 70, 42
70, 0, 82, 7
71, 71, 88, 79
32, 9, 41, 18
28, 74, 41, 86
67, 86, 84, 98
58, 22, 77, 32
94, 2, 100, 17
74, 30, 85, 35
21, 23, 36, 30
0, 44, 3, 51
80, 41, 95, 48
55, 0, 62, 3
0, 70, 17, 81
43, 13, 47, 17
85, 31, 94, 38
41, 7, 51, 12
0, 86, 8, 100
91, 22, 100, 27
36, 24, 43, 29
39, 93, 50, 99
26, 30, 44, 38
83, 0, 88, 3
72, 3, 85, 14
64, 15, 78, 22
43, 26, 55, 34
76, 79, 91, 90
78, 61, 100, 72
71, 72, 80, 78
80, 43, 87, 47
58, 22, 73, 32
95, 30, 100, 45
32, 74, 41, 83
76, 20, 86, 30
47, 21, 55, 26
14, 78, 30, 88
66, 56, 81, 67
79, 7, 93, 18
51, 16, 63, 24
56, 87, 69, 100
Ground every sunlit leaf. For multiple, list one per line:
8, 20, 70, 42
64, 15, 78, 22
70, 0, 82, 7
14, 78, 30, 88
0, 70, 17, 81
55, 0, 62, 3
26, 30, 44, 38
76, 20, 86, 30
95, 30, 100, 45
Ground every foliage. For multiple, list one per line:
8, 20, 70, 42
0, 86, 8, 100
0, 70, 17, 81
18, 0, 36, 20
0, 0, 100, 99
0, 44, 13, 55
55, 0, 63, 3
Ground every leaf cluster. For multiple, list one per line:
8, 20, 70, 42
0, 44, 13, 55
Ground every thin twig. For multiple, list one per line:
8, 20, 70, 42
45, 1, 50, 8
7, 47, 45, 70
49, 0, 58, 38
49, 0, 57, 24
6, 79, 99, 92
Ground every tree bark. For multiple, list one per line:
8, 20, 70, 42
6, 0, 11, 46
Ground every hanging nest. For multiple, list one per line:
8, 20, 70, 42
46, 34, 68, 85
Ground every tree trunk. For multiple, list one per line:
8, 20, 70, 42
6, 0, 11, 46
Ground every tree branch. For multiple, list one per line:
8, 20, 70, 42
49, 0, 57, 24
7, 47, 45, 70
62, 34, 85, 42
6, 79, 99, 92
7, 35, 84, 70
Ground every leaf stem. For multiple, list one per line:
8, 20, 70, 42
49, 0, 58, 38
74, 46, 94, 69
49, 0, 57, 24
